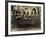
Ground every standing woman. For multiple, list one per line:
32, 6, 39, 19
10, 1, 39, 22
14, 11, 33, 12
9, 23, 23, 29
31, 8, 37, 25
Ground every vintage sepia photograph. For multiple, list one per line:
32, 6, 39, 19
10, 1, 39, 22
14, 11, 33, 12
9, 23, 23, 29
6, 1, 45, 35
11, 5, 41, 31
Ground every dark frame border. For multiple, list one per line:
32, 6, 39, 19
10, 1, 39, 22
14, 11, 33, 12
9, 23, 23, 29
5, 1, 45, 36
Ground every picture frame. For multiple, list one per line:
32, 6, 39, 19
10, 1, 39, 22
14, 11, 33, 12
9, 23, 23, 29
5, 1, 45, 36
